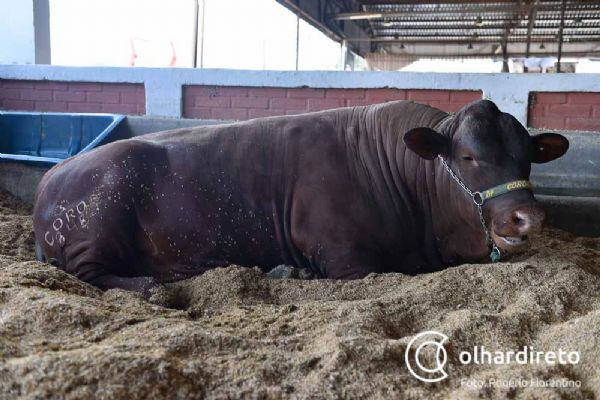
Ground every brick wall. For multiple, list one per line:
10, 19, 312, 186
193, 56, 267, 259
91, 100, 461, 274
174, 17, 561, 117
0, 80, 145, 115
183, 86, 482, 120
528, 92, 600, 132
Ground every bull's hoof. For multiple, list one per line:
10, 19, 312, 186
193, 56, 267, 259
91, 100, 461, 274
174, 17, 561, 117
267, 264, 315, 280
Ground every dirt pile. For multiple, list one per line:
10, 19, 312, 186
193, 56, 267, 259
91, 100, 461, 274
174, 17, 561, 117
0, 188, 599, 399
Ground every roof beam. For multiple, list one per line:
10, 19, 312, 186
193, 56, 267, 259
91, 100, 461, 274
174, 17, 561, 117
357, 0, 517, 4
333, 3, 600, 20
362, 37, 600, 43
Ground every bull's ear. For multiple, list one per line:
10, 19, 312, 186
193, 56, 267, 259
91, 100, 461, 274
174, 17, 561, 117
531, 133, 569, 163
403, 127, 448, 160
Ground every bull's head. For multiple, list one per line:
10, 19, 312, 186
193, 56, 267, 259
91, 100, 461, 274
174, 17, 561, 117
403, 99, 569, 262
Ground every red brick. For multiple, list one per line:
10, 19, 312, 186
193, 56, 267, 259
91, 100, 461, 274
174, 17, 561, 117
101, 103, 141, 115
193, 95, 231, 108
183, 107, 211, 119
0, 88, 21, 100
34, 81, 69, 90
248, 88, 287, 98
211, 107, 248, 121
450, 91, 482, 103
307, 98, 345, 111
0, 80, 35, 89
231, 96, 269, 109
182, 97, 194, 112
287, 88, 325, 99
325, 89, 366, 99
548, 103, 591, 117
346, 99, 377, 107
407, 90, 450, 102
101, 83, 141, 93
365, 88, 406, 101
20, 89, 52, 101
68, 102, 103, 113
53, 91, 86, 102
528, 115, 566, 130
120, 92, 145, 105
593, 105, 600, 118
285, 110, 305, 116
567, 92, 600, 104
86, 91, 120, 104
1, 99, 35, 110
183, 85, 203, 95
435, 102, 466, 113
528, 104, 547, 119
34, 101, 68, 112
213, 87, 249, 97
185, 86, 245, 98
247, 109, 285, 119
270, 98, 307, 110
69, 82, 103, 92
533, 92, 567, 105
182, 93, 196, 107
565, 117, 600, 132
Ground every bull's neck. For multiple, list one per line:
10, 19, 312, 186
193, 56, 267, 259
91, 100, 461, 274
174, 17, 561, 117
341, 102, 485, 269
418, 117, 490, 265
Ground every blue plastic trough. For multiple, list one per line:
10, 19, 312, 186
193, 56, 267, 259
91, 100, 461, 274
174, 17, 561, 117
0, 112, 125, 164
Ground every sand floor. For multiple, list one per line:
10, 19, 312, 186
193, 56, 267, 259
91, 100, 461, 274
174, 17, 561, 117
0, 188, 599, 399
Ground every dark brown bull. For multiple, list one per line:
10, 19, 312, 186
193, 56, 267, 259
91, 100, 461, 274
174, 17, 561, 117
33, 100, 568, 294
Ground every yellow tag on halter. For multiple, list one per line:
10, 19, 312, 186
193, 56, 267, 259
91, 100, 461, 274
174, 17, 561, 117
474, 180, 532, 204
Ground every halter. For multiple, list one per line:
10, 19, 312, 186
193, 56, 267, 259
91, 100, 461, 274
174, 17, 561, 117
437, 155, 532, 263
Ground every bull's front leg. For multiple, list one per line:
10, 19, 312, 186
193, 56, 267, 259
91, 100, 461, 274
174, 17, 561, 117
266, 264, 316, 279
315, 247, 384, 280
90, 274, 159, 298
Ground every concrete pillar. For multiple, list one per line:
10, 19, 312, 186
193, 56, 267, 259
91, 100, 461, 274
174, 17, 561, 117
34, 0, 51, 64
145, 78, 183, 118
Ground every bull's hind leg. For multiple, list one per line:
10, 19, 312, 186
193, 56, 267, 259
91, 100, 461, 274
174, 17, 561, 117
34, 140, 170, 297
60, 233, 159, 297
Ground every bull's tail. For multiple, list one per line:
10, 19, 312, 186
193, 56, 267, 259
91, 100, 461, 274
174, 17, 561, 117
35, 240, 46, 263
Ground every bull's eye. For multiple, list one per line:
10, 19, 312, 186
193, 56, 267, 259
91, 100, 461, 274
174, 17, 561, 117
461, 155, 474, 161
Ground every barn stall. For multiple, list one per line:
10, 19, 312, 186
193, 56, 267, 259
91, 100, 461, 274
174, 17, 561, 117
0, 64, 599, 398
2, 0, 600, 396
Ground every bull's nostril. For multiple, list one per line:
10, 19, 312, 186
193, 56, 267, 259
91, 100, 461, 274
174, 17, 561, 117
512, 210, 533, 232
512, 214, 525, 226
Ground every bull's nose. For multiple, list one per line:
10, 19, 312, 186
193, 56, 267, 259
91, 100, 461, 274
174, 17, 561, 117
511, 207, 545, 234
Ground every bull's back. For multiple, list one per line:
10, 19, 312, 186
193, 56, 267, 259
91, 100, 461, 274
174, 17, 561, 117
32, 111, 346, 280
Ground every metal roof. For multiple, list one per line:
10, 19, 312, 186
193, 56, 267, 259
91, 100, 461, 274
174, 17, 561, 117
277, 0, 600, 60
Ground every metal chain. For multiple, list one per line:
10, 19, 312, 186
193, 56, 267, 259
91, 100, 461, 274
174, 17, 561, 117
438, 155, 474, 198
437, 155, 501, 262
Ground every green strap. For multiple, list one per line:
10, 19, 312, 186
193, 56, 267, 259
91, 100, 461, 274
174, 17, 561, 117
474, 180, 532, 205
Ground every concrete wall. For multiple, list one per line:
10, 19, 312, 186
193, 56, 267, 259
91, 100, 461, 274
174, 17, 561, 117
1, 65, 600, 130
